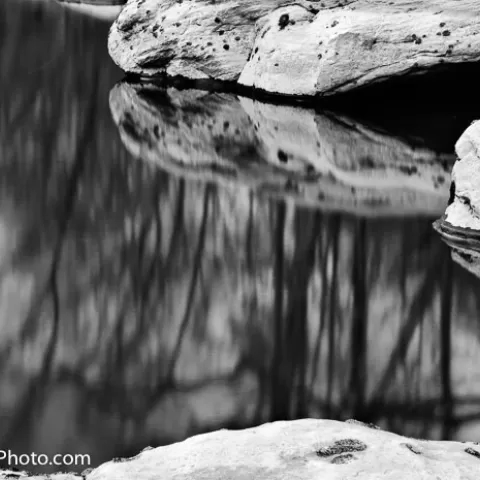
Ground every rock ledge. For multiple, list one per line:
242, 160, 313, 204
2, 419, 480, 479
108, 0, 480, 96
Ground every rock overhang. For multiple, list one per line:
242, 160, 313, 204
108, 0, 480, 97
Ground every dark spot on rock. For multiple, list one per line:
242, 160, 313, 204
214, 17, 221, 23
448, 181, 456, 205
403, 443, 422, 455
461, 195, 472, 208
310, 7, 319, 14
465, 447, 480, 459
442, 30, 451, 36
363, 38, 377, 49
415, 37, 422, 44
223, 44, 230, 50
318, 53, 323, 59
437, 175, 445, 184
117, 16, 137, 33
207, 42, 213, 46
223, 121, 230, 130
278, 149, 288, 163
235, 36, 241, 41
317, 439, 368, 457
153, 125, 160, 138
219, 30, 224, 35
331, 20, 339, 27
254, 47, 259, 54
440, 22, 446, 27
331, 454, 356, 464
278, 14, 289, 30
274, 63, 279, 66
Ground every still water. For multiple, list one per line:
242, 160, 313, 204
2, 0, 480, 473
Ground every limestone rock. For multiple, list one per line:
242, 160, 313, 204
3, 419, 480, 479
435, 121, 480, 236
109, 81, 451, 216
108, 0, 480, 96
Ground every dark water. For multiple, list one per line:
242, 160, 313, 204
3, 0, 480, 474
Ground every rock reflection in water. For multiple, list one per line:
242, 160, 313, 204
434, 218, 480, 279
109, 81, 453, 216
3, 0, 480, 473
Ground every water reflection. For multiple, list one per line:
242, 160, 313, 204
3, 0, 480, 475
110, 81, 453, 216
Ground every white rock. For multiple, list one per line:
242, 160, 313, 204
440, 121, 480, 230
109, 81, 451, 216
108, 0, 480, 96
3, 419, 480, 479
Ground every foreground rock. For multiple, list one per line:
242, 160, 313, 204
109, 81, 451, 215
2, 419, 480, 479
108, 0, 480, 96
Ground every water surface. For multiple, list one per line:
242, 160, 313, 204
2, 0, 480, 473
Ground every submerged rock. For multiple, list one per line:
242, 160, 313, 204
108, 0, 480, 96
3, 419, 480, 479
109, 81, 452, 216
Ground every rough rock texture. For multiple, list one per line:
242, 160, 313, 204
109, 81, 451, 215
436, 121, 480, 233
3, 419, 480, 479
108, 0, 480, 96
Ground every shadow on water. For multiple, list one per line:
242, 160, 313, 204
3, 0, 480, 474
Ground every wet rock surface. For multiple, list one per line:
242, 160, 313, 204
108, 0, 480, 96
109, 81, 453, 216
3, 419, 480, 479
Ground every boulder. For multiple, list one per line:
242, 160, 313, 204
435, 121, 480, 236
109, 81, 452, 216
108, 0, 480, 96
3, 419, 480, 479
